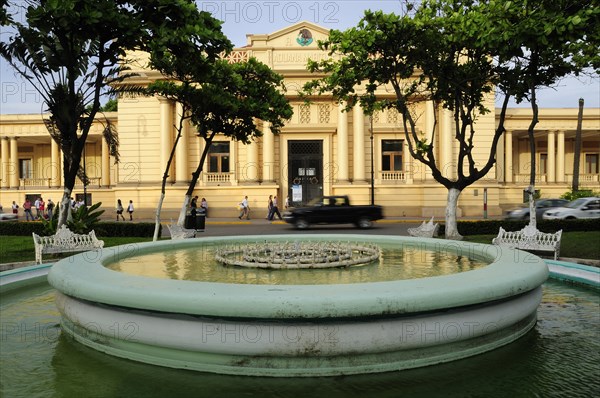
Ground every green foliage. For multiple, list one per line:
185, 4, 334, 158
0, 221, 45, 236
41, 210, 58, 236
560, 189, 599, 201
1, 0, 233, 227
437, 218, 600, 236
0, 219, 158, 237
68, 202, 105, 234
39, 202, 104, 235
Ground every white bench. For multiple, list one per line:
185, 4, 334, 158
167, 224, 196, 240
408, 216, 440, 238
32, 225, 104, 264
492, 225, 562, 260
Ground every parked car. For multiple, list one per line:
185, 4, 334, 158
505, 198, 569, 220
542, 197, 600, 220
282, 195, 384, 229
0, 210, 18, 222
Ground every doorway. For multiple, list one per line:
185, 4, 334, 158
288, 140, 323, 206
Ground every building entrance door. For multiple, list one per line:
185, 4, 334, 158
288, 140, 323, 206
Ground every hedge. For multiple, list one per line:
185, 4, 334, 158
438, 218, 600, 236
0, 221, 160, 237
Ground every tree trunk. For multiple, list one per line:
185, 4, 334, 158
58, 190, 72, 228
527, 84, 540, 228
572, 98, 584, 192
526, 185, 537, 228
153, 193, 165, 241
178, 195, 192, 226
445, 187, 463, 240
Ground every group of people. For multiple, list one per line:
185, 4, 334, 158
16, 197, 55, 221
237, 194, 289, 221
116, 199, 135, 221
190, 196, 208, 217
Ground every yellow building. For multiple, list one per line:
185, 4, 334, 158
1, 22, 599, 219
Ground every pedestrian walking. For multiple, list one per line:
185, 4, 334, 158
11, 201, 19, 218
268, 195, 283, 220
127, 200, 134, 221
238, 196, 250, 220
116, 199, 125, 221
266, 195, 273, 219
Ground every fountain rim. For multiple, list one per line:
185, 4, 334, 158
47, 234, 549, 319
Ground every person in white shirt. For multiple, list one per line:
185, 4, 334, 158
238, 196, 250, 220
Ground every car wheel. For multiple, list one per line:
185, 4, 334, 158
356, 217, 373, 229
295, 218, 309, 230
522, 213, 530, 220
565, 216, 576, 220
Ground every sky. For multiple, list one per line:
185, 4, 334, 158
1, 0, 598, 114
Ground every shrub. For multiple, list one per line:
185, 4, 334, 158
0, 220, 159, 237
437, 218, 600, 236
560, 189, 599, 201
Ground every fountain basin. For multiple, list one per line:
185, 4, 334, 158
47, 234, 548, 376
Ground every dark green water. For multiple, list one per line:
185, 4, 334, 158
0, 281, 598, 398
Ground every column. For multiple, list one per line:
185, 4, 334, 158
101, 138, 110, 187
246, 140, 259, 182
337, 103, 349, 182
547, 130, 555, 182
352, 104, 365, 182
262, 121, 275, 182
1, 137, 8, 189
175, 102, 189, 183
556, 130, 565, 183
440, 109, 453, 179
504, 130, 513, 183
51, 138, 61, 187
159, 98, 174, 183
9, 137, 19, 188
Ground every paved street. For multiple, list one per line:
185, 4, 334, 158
172, 218, 424, 238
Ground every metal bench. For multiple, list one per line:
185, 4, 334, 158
492, 224, 562, 260
407, 216, 440, 238
167, 224, 196, 240
32, 225, 104, 264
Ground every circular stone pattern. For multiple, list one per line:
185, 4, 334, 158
215, 241, 380, 269
48, 234, 549, 377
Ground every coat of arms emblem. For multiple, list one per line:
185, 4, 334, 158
296, 29, 313, 46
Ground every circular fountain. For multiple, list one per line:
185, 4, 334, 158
46, 234, 548, 377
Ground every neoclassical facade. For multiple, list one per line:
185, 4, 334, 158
1, 22, 599, 218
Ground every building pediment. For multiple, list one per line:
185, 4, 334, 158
236, 22, 333, 72
245, 21, 330, 48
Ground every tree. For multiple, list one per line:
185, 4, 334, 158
1, 0, 230, 228
572, 98, 584, 192
484, 0, 599, 227
146, 57, 293, 233
304, 3, 506, 239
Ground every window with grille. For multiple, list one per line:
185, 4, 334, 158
208, 142, 230, 173
381, 140, 403, 171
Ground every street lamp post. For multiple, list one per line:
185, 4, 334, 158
370, 116, 375, 206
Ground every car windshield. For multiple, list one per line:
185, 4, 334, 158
565, 198, 587, 209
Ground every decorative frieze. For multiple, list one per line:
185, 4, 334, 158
299, 104, 311, 124
318, 104, 331, 123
